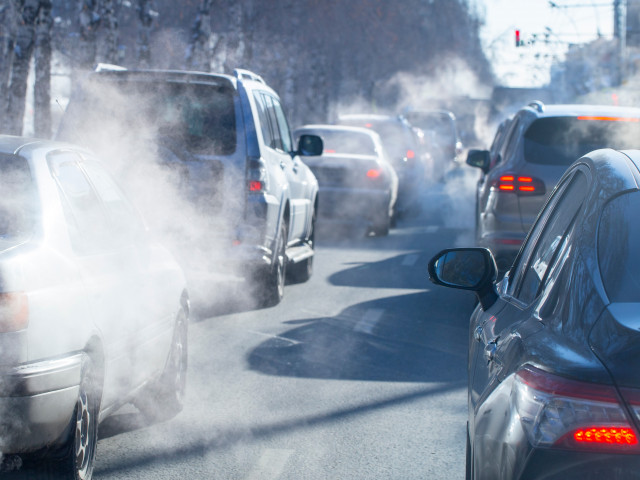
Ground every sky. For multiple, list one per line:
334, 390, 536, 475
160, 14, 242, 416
476, 0, 615, 86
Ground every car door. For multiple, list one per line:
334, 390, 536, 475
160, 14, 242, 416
469, 167, 590, 458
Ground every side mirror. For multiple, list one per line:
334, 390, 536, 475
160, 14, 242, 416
428, 247, 498, 310
296, 134, 323, 157
466, 149, 490, 174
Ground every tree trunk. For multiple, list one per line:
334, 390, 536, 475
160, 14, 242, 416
136, 0, 155, 67
0, 1, 18, 125
34, 0, 51, 137
98, 0, 119, 64
5, 0, 39, 135
185, 0, 213, 71
78, 0, 100, 70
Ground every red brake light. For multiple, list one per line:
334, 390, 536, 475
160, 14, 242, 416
573, 427, 638, 446
367, 169, 381, 179
494, 174, 545, 195
577, 116, 640, 122
325, 149, 336, 153
248, 180, 263, 192
365, 123, 373, 128
406, 150, 415, 159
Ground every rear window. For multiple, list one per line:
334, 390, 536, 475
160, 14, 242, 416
63, 79, 237, 156
524, 116, 640, 166
598, 191, 640, 302
340, 120, 414, 160
0, 154, 37, 245
306, 131, 377, 155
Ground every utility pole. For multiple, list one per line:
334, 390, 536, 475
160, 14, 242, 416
614, 0, 627, 84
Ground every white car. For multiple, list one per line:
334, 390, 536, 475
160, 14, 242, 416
0, 136, 189, 479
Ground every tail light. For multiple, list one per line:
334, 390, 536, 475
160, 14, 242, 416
0, 292, 29, 332
367, 169, 382, 179
247, 157, 269, 193
513, 365, 640, 452
493, 174, 546, 196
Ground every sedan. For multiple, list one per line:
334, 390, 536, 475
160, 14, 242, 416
428, 148, 640, 479
293, 124, 398, 236
0, 136, 189, 479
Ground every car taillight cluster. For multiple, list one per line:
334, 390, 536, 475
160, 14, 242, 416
247, 157, 268, 193
0, 292, 29, 332
513, 365, 640, 452
493, 174, 546, 196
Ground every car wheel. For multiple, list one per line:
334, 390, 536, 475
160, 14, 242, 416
370, 213, 390, 237
288, 214, 315, 284
49, 355, 100, 480
136, 308, 188, 422
256, 221, 287, 307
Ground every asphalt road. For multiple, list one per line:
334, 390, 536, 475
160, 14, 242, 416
13, 170, 481, 479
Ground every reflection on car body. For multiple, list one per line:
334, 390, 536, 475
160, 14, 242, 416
430, 147, 640, 479
0, 136, 188, 478
293, 124, 399, 236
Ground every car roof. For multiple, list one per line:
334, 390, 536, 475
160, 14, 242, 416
89, 66, 237, 89
338, 113, 402, 123
524, 103, 640, 119
0, 135, 51, 156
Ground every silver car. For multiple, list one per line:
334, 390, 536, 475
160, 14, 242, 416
293, 125, 398, 236
0, 136, 189, 479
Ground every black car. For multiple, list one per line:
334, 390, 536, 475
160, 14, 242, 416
429, 148, 640, 479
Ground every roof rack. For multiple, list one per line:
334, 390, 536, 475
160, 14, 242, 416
234, 68, 266, 84
528, 100, 545, 113
94, 63, 127, 72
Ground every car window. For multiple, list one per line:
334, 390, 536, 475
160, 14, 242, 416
49, 151, 111, 254
598, 191, 640, 302
262, 94, 284, 151
499, 117, 522, 164
272, 98, 293, 153
0, 153, 37, 244
524, 117, 640, 166
307, 131, 376, 155
81, 158, 145, 245
253, 91, 274, 149
513, 170, 588, 304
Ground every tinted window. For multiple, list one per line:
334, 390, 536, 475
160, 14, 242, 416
340, 119, 413, 161
598, 191, 640, 302
262, 94, 284, 151
0, 154, 37, 244
272, 98, 293, 153
253, 92, 274, 148
515, 171, 587, 304
524, 117, 640, 166
65, 79, 237, 156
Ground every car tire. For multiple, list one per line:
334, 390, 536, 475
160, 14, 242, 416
370, 213, 390, 237
136, 308, 188, 422
49, 355, 100, 480
287, 214, 315, 284
256, 221, 287, 307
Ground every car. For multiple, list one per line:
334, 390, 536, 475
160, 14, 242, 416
428, 147, 640, 479
57, 66, 322, 307
403, 109, 463, 181
0, 136, 189, 478
292, 124, 398, 236
466, 101, 640, 272
335, 113, 429, 216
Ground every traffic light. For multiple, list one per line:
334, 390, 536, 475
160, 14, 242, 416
515, 29, 521, 47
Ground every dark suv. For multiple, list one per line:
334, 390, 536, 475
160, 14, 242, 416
58, 66, 322, 306
466, 101, 640, 272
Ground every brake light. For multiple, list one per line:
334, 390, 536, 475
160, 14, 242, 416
247, 157, 268, 193
0, 292, 29, 332
494, 174, 545, 195
367, 169, 381, 179
577, 116, 640, 122
406, 150, 415, 159
513, 365, 640, 452
248, 180, 263, 192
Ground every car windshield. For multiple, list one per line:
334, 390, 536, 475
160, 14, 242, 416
341, 120, 414, 161
406, 113, 456, 145
0, 154, 37, 246
313, 131, 377, 155
523, 116, 640, 166
598, 191, 640, 302
66, 79, 237, 156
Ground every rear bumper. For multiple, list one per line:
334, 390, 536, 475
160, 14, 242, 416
0, 354, 82, 453
317, 187, 391, 224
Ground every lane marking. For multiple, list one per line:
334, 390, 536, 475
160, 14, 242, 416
245, 449, 294, 480
402, 254, 419, 266
354, 308, 384, 334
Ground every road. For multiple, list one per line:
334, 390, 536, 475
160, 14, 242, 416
16, 171, 480, 479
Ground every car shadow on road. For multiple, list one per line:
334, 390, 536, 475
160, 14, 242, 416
247, 288, 476, 383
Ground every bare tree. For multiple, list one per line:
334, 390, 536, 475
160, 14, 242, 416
0, 1, 18, 124
34, 0, 51, 137
185, 0, 213, 71
136, 0, 155, 66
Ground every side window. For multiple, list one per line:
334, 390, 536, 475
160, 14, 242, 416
81, 158, 145, 245
253, 92, 274, 149
500, 117, 522, 163
48, 152, 110, 254
272, 98, 293, 153
513, 171, 588, 304
262, 94, 284, 151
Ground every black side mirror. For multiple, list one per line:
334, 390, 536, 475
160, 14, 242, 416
296, 134, 323, 157
466, 149, 490, 174
428, 247, 498, 310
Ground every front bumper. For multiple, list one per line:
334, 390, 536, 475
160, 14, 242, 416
0, 354, 82, 453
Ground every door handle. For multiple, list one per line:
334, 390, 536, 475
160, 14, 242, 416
484, 338, 498, 364
474, 325, 483, 342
